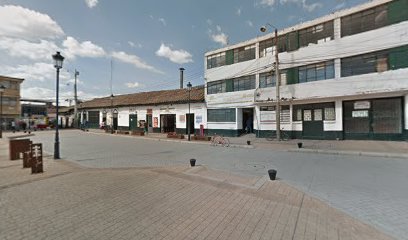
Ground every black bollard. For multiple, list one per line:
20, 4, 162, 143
190, 159, 196, 167
297, 142, 303, 148
268, 169, 277, 181
247, 140, 251, 145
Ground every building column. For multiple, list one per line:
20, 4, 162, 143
334, 17, 341, 40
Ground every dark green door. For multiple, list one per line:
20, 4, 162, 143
302, 109, 324, 139
129, 114, 137, 131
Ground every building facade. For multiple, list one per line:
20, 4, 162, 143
78, 87, 207, 135
0, 76, 24, 130
205, 0, 408, 140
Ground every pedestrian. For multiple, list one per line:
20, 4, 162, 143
11, 121, 16, 133
143, 121, 148, 135
245, 116, 253, 134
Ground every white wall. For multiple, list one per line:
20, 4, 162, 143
405, 94, 408, 131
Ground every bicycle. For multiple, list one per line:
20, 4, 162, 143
210, 134, 230, 147
265, 130, 290, 141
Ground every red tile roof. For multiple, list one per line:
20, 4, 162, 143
79, 86, 205, 109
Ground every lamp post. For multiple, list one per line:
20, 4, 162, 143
0, 85, 5, 139
52, 51, 64, 159
110, 94, 114, 134
187, 82, 192, 141
260, 24, 281, 141
74, 70, 79, 128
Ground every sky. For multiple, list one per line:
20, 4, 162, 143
0, 0, 367, 105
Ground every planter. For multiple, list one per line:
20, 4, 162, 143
167, 133, 184, 139
247, 140, 251, 145
131, 131, 144, 136
190, 159, 196, 167
193, 136, 211, 141
297, 142, 303, 148
268, 169, 277, 181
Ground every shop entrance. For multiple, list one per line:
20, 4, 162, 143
242, 108, 254, 134
302, 108, 324, 139
129, 114, 137, 131
160, 114, 176, 133
344, 97, 403, 140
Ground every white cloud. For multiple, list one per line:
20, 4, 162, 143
259, 0, 276, 6
211, 33, 228, 46
128, 41, 142, 48
0, 5, 64, 40
158, 18, 167, 26
236, 7, 242, 16
0, 38, 58, 60
62, 36, 106, 59
1, 62, 70, 82
246, 20, 254, 27
279, 0, 322, 12
216, 25, 222, 32
155, 43, 193, 65
85, 0, 98, 8
111, 51, 163, 74
21, 87, 100, 103
125, 82, 141, 88
206, 19, 213, 25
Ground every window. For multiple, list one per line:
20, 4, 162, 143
233, 45, 256, 63
298, 61, 335, 83
88, 111, 100, 124
259, 39, 276, 58
341, 49, 393, 77
299, 21, 334, 47
207, 109, 236, 122
207, 80, 226, 94
293, 103, 335, 121
259, 72, 276, 88
207, 52, 226, 69
341, 4, 388, 37
233, 75, 255, 91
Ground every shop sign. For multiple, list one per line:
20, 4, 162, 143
196, 115, 202, 124
354, 101, 370, 110
153, 117, 158, 128
352, 110, 369, 118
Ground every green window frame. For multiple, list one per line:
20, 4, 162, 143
207, 109, 236, 122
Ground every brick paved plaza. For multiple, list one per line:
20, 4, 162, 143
0, 138, 394, 240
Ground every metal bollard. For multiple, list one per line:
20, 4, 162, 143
190, 159, 196, 167
268, 169, 277, 181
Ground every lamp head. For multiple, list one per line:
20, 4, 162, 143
260, 26, 267, 32
52, 51, 64, 69
187, 82, 192, 90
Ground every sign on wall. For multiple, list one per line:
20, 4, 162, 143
196, 115, 202, 124
179, 115, 185, 123
153, 117, 158, 128
354, 101, 370, 109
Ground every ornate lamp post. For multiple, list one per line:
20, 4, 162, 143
0, 85, 5, 138
52, 51, 64, 159
260, 24, 281, 141
110, 94, 114, 134
187, 82, 192, 141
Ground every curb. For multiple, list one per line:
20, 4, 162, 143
289, 148, 408, 159
86, 131, 255, 149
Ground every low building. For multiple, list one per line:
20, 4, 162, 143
78, 86, 206, 134
0, 76, 24, 130
204, 0, 408, 140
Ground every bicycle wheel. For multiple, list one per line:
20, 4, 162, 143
222, 138, 230, 147
213, 136, 222, 146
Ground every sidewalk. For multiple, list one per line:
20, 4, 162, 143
85, 129, 408, 158
0, 138, 394, 240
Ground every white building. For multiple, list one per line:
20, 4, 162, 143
78, 87, 207, 135
205, 0, 408, 140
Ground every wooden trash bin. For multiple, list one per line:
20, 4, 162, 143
30, 143, 43, 174
9, 139, 31, 160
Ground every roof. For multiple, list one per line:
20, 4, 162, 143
0, 75, 24, 82
79, 86, 205, 110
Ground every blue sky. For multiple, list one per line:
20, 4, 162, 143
0, 0, 367, 105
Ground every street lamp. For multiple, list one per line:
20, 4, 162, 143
187, 82, 192, 141
0, 85, 5, 138
110, 94, 114, 134
260, 24, 281, 141
52, 51, 64, 159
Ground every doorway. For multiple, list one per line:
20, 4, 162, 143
129, 114, 137, 131
160, 114, 176, 133
242, 108, 254, 134
186, 113, 194, 134
302, 109, 324, 139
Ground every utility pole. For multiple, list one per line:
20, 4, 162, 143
74, 70, 79, 128
274, 29, 281, 141
179, 68, 185, 89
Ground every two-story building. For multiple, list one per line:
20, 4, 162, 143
205, 0, 408, 140
0, 76, 24, 130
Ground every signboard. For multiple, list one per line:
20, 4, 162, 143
179, 115, 185, 123
153, 117, 158, 128
196, 115, 202, 124
352, 110, 369, 118
354, 101, 370, 110
147, 109, 153, 114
